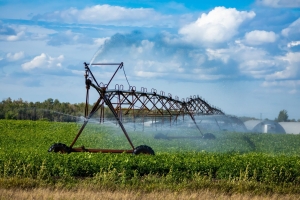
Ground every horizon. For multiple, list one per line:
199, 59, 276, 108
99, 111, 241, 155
1, 96, 298, 121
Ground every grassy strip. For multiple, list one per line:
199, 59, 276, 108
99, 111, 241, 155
1, 174, 300, 195
1, 188, 299, 200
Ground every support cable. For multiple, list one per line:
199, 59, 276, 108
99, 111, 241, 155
122, 65, 131, 88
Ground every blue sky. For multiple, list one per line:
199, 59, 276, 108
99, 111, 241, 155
0, 0, 300, 120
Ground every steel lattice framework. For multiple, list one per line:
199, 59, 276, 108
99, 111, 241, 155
99, 88, 224, 119
50, 62, 225, 154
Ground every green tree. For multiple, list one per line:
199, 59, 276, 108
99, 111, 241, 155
276, 109, 288, 122
5, 110, 17, 119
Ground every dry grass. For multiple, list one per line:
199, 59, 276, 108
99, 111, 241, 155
0, 188, 299, 200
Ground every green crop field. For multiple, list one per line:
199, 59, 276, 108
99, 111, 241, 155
1, 119, 300, 195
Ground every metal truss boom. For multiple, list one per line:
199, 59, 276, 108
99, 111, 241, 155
70, 62, 224, 151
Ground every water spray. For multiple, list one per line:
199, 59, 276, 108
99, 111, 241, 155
48, 61, 224, 155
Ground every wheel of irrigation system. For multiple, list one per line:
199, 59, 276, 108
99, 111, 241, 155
202, 133, 216, 139
48, 143, 71, 154
133, 145, 155, 155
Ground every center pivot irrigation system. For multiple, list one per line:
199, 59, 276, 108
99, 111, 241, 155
48, 62, 224, 155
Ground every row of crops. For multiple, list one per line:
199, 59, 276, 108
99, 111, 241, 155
1, 119, 300, 192
2, 150, 300, 183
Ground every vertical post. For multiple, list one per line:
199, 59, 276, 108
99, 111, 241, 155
84, 66, 90, 118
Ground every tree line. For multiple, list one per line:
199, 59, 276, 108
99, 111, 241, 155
0, 97, 187, 123
0, 98, 299, 123
0, 98, 114, 122
0, 98, 84, 122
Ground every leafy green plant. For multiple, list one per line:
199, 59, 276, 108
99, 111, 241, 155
1, 119, 300, 194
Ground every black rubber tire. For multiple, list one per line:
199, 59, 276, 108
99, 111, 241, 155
202, 133, 216, 139
48, 143, 71, 154
133, 145, 155, 155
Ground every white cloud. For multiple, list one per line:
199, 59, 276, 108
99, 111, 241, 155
6, 51, 24, 61
203, 41, 300, 82
281, 18, 300, 38
206, 42, 278, 79
93, 37, 110, 47
0, 23, 57, 42
133, 59, 184, 78
266, 52, 300, 80
129, 40, 155, 56
179, 7, 255, 46
6, 31, 25, 41
239, 59, 277, 78
132, 58, 221, 81
287, 41, 300, 48
234, 46, 298, 80
244, 30, 277, 45
22, 53, 64, 71
206, 48, 231, 63
257, 0, 300, 8
33, 4, 174, 27
79, 5, 155, 22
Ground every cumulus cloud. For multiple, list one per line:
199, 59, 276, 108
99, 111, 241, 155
206, 42, 277, 79
195, 36, 300, 83
6, 51, 25, 61
93, 36, 185, 79
244, 30, 277, 45
32, 4, 175, 27
93, 30, 299, 83
235, 47, 294, 80
178, 7, 255, 46
22, 53, 64, 71
257, 0, 300, 8
90, 31, 224, 81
